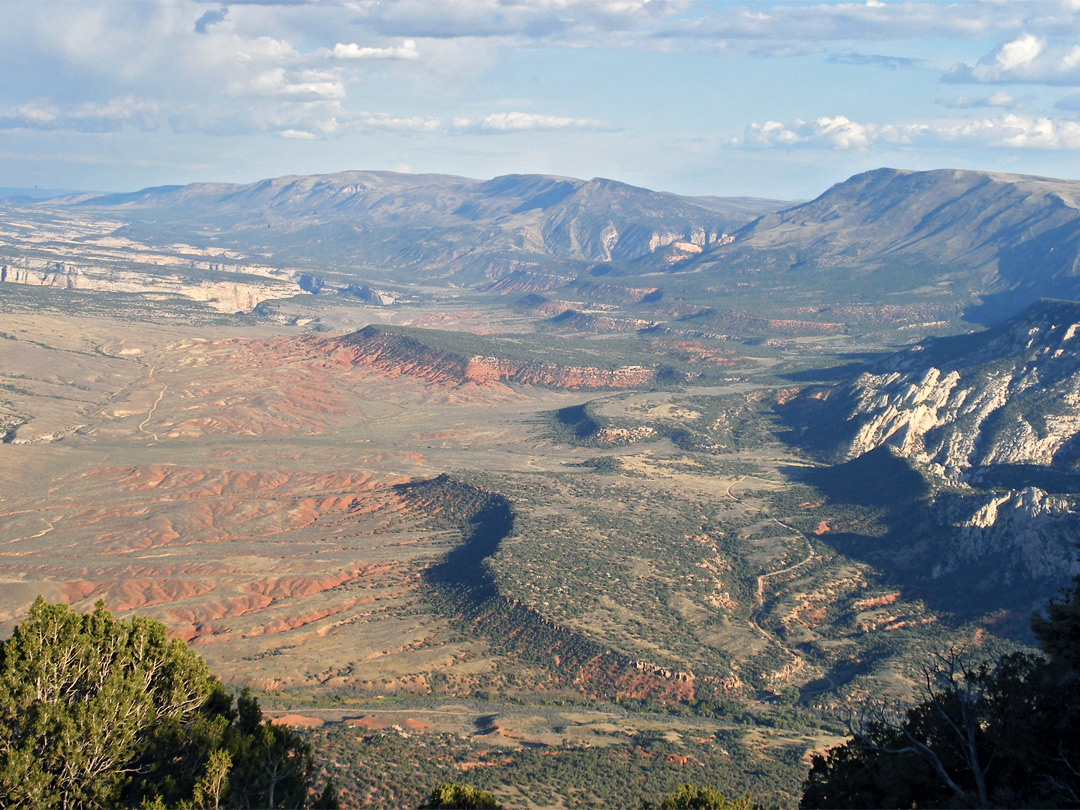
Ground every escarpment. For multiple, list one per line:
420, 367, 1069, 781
784, 300, 1080, 591
793, 300, 1080, 479
325, 325, 652, 390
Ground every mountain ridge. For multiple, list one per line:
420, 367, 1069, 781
42, 169, 788, 283
696, 167, 1080, 322
16, 164, 1080, 331
786, 298, 1080, 476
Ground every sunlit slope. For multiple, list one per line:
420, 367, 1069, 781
58, 171, 785, 283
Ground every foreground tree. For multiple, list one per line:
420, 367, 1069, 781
650, 784, 759, 809
418, 782, 503, 809
0, 598, 325, 809
802, 574, 1080, 808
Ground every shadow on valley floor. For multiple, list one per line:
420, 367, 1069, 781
779, 449, 1051, 639
395, 474, 703, 703
778, 352, 885, 385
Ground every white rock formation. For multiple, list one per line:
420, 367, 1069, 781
0, 258, 302, 313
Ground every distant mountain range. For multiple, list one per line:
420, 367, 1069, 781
21, 165, 1080, 328
54, 171, 784, 284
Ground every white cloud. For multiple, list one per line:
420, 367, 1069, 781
330, 40, 420, 60
349, 112, 443, 132
994, 32, 1044, 72
338, 110, 605, 134
4, 101, 59, 126
738, 113, 1080, 151
223, 35, 299, 64
280, 128, 317, 139
246, 68, 345, 100
948, 33, 1080, 85
990, 114, 1080, 148
740, 116, 900, 150
0, 96, 160, 132
361, 0, 688, 39
464, 112, 608, 131
658, 1, 1025, 46
937, 91, 1025, 110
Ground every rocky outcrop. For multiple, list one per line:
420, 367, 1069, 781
825, 300, 1080, 478
679, 307, 845, 338
0, 257, 300, 312
464, 356, 650, 388
593, 425, 658, 445
787, 300, 1080, 589
486, 269, 576, 294
936, 487, 1080, 582
406, 474, 713, 702
338, 285, 396, 305
546, 309, 656, 334
512, 295, 584, 316
569, 281, 659, 305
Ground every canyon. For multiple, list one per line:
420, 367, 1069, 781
4, 165, 1080, 806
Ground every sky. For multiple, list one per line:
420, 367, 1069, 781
3, 0, 1080, 199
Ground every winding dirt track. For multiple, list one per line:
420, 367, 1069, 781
725, 475, 834, 692
137, 367, 167, 442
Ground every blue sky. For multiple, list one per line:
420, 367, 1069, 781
3, 0, 1080, 199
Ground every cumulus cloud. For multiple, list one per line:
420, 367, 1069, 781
947, 32, 1080, 85
227, 35, 299, 64
280, 128, 317, 139
246, 68, 345, 100
737, 113, 1080, 151
330, 40, 420, 60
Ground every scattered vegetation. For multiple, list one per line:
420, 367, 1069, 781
307, 723, 805, 809
803, 574, 1080, 808
418, 782, 503, 809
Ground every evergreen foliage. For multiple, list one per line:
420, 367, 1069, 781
0, 598, 324, 809
651, 784, 759, 809
418, 781, 503, 809
801, 574, 1080, 808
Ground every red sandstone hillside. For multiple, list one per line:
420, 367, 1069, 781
323, 325, 652, 390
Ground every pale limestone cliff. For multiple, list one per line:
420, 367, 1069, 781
838, 305, 1080, 478
805, 301, 1080, 581
935, 487, 1080, 581
0, 258, 302, 313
